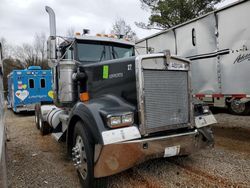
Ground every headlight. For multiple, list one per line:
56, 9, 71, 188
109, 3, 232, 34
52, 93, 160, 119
122, 113, 134, 124
107, 112, 134, 128
109, 116, 121, 126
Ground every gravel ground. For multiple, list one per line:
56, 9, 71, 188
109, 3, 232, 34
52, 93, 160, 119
6, 109, 250, 188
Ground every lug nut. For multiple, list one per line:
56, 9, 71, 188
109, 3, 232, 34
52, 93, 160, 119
76, 154, 80, 158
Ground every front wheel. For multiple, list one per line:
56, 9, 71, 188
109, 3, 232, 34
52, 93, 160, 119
228, 99, 250, 115
72, 121, 107, 188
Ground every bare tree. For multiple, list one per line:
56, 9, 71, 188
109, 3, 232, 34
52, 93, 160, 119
66, 27, 75, 37
0, 38, 7, 58
17, 43, 35, 67
34, 32, 46, 61
111, 19, 138, 41
0, 37, 15, 58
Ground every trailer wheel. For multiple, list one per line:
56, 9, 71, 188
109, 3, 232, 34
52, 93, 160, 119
72, 121, 107, 188
229, 99, 250, 115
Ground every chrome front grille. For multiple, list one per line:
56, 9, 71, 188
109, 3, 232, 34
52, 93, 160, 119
143, 70, 189, 133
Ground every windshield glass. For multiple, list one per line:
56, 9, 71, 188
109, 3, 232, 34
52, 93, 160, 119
111, 46, 133, 59
77, 41, 134, 62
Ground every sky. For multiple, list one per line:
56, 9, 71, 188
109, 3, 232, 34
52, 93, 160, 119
0, 0, 238, 46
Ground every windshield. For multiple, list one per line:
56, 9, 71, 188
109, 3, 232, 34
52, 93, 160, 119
77, 41, 134, 62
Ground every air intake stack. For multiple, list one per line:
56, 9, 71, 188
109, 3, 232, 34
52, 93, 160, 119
45, 6, 57, 62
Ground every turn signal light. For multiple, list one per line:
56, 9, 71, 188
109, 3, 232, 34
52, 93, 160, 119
80, 92, 89, 102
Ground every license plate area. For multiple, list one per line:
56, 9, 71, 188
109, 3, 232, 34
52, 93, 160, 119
195, 114, 217, 128
164, 145, 180, 157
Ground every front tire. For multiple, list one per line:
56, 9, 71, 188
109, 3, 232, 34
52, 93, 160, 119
73, 121, 107, 188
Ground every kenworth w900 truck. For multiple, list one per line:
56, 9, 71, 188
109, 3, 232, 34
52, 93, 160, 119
35, 6, 216, 188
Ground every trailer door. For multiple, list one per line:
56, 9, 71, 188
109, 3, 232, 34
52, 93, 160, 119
175, 14, 220, 95
217, 1, 250, 95
27, 76, 38, 104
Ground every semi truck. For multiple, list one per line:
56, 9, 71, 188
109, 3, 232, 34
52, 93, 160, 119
0, 42, 7, 188
7, 66, 53, 112
35, 6, 216, 187
136, 0, 250, 115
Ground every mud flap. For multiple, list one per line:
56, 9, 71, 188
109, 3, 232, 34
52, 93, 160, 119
198, 127, 214, 146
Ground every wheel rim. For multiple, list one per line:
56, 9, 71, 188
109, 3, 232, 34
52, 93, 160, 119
231, 99, 246, 114
39, 116, 43, 129
74, 135, 88, 180
35, 112, 38, 124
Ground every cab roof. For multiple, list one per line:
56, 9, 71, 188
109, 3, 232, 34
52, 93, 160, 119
70, 35, 135, 46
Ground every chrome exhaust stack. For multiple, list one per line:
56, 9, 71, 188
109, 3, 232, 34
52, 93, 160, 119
45, 6, 57, 62
45, 6, 56, 37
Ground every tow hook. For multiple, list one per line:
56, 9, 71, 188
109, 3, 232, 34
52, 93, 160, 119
72, 146, 81, 168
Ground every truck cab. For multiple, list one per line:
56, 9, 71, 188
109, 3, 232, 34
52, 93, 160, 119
60, 35, 134, 62
35, 6, 217, 188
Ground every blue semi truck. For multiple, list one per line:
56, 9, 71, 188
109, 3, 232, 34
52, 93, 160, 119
7, 66, 53, 112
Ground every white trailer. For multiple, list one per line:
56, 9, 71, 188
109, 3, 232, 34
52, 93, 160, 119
136, 0, 250, 115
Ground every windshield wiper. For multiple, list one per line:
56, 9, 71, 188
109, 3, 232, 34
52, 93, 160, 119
99, 46, 106, 61
111, 46, 118, 59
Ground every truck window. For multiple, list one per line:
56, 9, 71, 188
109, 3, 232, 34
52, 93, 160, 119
77, 42, 134, 62
77, 43, 110, 62
29, 79, 34, 88
41, 78, 46, 88
112, 46, 134, 59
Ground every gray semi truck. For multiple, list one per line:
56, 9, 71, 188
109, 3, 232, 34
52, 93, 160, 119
35, 6, 217, 188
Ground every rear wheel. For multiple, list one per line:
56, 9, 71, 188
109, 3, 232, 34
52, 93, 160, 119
228, 99, 250, 115
35, 104, 40, 129
72, 121, 107, 188
36, 104, 51, 135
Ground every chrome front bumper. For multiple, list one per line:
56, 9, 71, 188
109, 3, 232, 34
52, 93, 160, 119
94, 129, 212, 178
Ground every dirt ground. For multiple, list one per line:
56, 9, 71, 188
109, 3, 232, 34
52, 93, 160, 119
5, 108, 250, 188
